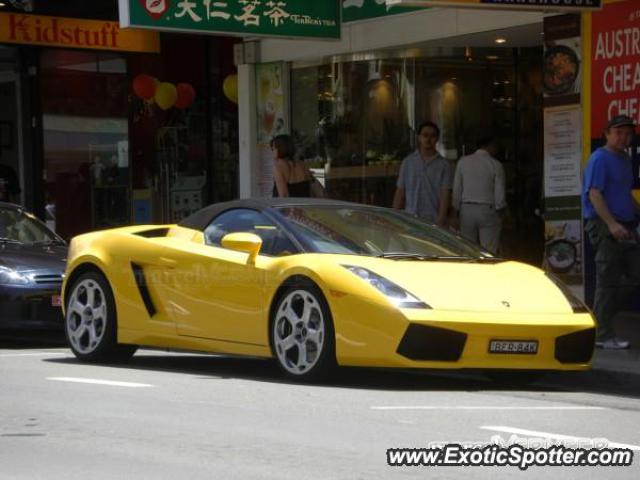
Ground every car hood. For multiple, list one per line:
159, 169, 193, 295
341, 257, 572, 314
0, 243, 67, 273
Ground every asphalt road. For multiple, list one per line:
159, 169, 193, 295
1, 338, 639, 480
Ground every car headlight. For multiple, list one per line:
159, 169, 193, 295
545, 273, 589, 313
342, 265, 430, 309
0, 266, 31, 286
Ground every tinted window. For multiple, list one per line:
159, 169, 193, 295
0, 207, 64, 245
204, 209, 297, 257
276, 206, 487, 258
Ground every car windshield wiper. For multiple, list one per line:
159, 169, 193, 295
463, 256, 506, 263
376, 252, 474, 261
0, 237, 22, 245
33, 239, 66, 246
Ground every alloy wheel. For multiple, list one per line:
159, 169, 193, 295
273, 289, 326, 375
66, 279, 108, 355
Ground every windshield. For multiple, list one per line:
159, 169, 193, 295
275, 206, 488, 258
0, 207, 63, 245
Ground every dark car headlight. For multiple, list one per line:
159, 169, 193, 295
545, 273, 590, 313
0, 266, 31, 286
342, 265, 430, 309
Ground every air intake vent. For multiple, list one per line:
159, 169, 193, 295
397, 324, 467, 362
131, 263, 157, 317
555, 328, 595, 364
32, 274, 63, 285
134, 228, 170, 238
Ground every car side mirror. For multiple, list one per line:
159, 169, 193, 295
221, 232, 262, 263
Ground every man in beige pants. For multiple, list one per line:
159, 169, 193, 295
452, 136, 506, 253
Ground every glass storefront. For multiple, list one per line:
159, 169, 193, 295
38, 35, 239, 240
41, 49, 130, 239
291, 47, 544, 264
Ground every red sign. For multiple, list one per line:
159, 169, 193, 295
139, 0, 171, 20
591, 0, 640, 135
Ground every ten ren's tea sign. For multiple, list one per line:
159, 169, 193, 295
118, 0, 341, 39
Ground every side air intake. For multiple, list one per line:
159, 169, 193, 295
131, 263, 157, 318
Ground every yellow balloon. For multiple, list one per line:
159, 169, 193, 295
223, 74, 238, 104
155, 82, 177, 110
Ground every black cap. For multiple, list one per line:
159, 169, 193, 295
607, 114, 636, 129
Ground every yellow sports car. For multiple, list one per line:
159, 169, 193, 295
62, 199, 595, 381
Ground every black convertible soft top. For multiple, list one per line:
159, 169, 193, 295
178, 198, 358, 232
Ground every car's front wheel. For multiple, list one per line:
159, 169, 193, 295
271, 283, 335, 381
65, 271, 136, 363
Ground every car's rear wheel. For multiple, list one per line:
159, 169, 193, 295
271, 283, 335, 381
65, 271, 136, 363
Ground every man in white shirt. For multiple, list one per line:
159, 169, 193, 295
452, 136, 506, 253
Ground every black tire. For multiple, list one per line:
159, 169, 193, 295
270, 280, 336, 381
64, 271, 137, 363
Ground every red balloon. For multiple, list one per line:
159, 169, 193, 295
175, 83, 196, 109
133, 74, 157, 100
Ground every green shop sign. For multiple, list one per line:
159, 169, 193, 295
118, 0, 340, 39
342, 0, 424, 23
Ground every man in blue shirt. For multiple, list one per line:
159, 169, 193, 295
392, 121, 452, 226
583, 114, 640, 349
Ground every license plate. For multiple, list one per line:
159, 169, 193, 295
51, 295, 62, 307
489, 340, 538, 354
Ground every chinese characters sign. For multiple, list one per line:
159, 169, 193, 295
119, 0, 340, 39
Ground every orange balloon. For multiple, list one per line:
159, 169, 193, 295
133, 74, 157, 100
155, 82, 177, 110
175, 83, 196, 109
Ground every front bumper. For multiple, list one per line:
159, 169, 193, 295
331, 294, 596, 371
0, 284, 64, 330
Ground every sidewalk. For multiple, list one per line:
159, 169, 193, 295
591, 312, 640, 375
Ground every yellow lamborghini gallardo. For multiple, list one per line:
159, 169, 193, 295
62, 199, 595, 381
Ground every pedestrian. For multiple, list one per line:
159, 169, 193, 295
583, 114, 640, 349
0, 161, 20, 203
452, 135, 506, 253
271, 134, 312, 198
392, 121, 452, 226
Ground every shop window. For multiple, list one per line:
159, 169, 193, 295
290, 48, 544, 265
41, 49, 129, 240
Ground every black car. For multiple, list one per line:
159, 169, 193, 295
0, 202, 67, 330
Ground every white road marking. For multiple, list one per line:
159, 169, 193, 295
0, 352, 68, 358
480, 426, 640, 451
372, 406, 607, 411
47, 377, 153, 388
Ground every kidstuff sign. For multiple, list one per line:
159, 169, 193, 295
590, 0, 640, 135
119, 0, 341, 39
0, 12, 160, 53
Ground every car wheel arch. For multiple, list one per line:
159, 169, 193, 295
268, 275, 336, 341
64, 263, 108, 309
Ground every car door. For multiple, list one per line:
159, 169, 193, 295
163, 208, 297, 345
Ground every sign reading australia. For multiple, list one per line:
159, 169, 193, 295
118, 0, 341, 40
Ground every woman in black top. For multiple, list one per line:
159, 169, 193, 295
271, 134, 311, 197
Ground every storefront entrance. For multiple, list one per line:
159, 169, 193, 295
290, 46, 545, 264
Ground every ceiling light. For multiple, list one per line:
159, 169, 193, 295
495, 37, 507, 44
